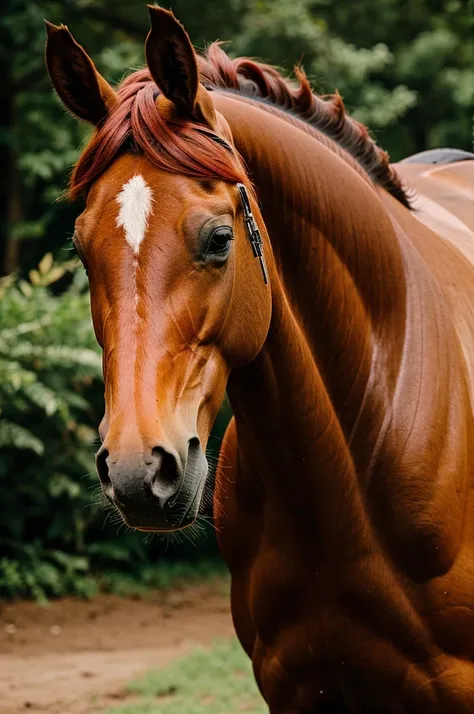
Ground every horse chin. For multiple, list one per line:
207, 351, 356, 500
112, 470, 208, 533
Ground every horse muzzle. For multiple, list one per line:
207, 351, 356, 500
95, 437, 208, 531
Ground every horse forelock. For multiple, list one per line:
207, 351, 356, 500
198, 43, 413, 209
69, 68, 247, 200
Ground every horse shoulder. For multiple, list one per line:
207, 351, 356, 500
370, 196, 474, 582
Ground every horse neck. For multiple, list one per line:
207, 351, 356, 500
217, 93, 408, 514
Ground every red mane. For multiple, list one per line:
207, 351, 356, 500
70, 46, 410, 208
199, 44, 411, 208
69, 69, 247, 199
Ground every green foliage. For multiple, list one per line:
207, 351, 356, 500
0, 547, 225, 604
98, 559, 228, 599
0, 255, 100, 460
104, 639, 265, 714
0, 257, 103, 598
0, 547, 98, 604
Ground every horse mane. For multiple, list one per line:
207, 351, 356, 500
198, 43, 412, 209
70, 45, 411, 209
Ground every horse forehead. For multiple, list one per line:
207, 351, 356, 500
81, 156, 237, 249
113, 173, 189, 251
115, 174, 154, 254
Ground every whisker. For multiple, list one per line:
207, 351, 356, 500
80, 472, 95, 481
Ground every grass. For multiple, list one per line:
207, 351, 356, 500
103, 638, 267, 714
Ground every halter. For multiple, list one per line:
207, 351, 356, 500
237, 183, 269, 285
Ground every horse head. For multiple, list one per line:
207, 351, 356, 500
45, 7, 272, 531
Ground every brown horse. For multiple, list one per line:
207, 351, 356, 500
45, 8, 474, 713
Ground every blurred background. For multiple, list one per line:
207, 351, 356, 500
0, 0, 472, 603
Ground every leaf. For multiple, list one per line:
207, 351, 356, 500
87, 541, 132, 562
75, 424, 97, 444
11, 219, 46, 241
0, 274, 15, 299
0, 420, 44, 455
18, 280, 33, 297
60, 391, 90, 411
0, 314, 53, 340
41, 346, 102, 370
5, 343, 102, 372
49, 550, 89, 572
28, 269, 42, 286
38, 253, 53, 275
43, 266, 67, 285
48, 474, 81, 498
23, 381, 59, 416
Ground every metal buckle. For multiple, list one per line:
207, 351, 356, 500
237, 183, 269, 285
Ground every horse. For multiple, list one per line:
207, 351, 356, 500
44, 7, 474, 712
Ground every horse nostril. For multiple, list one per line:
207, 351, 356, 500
151, 446, 181, 483
146, 446, 182, 505
186, 437, 201, 472
96, 447, 112, 492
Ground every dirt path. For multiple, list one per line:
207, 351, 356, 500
0, 581, 233, 714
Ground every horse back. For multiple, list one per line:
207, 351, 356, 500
389, 160, 474, 407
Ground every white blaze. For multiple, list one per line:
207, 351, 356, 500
116, 175, 153, 254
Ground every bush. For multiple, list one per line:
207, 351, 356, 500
0, 255, 104, 599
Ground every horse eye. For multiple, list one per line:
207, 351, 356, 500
206, 226, 234, 258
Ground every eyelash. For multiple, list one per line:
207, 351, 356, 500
64, 235, 77, 252
205, 227, 234, 258
68, 233, 88, 274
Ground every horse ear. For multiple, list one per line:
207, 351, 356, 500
145, 6, 216, 127
44, 20, 117, 125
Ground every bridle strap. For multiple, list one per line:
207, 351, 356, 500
237, 183, 269, 285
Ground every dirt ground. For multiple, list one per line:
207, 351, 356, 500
0, 581, 234, 714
